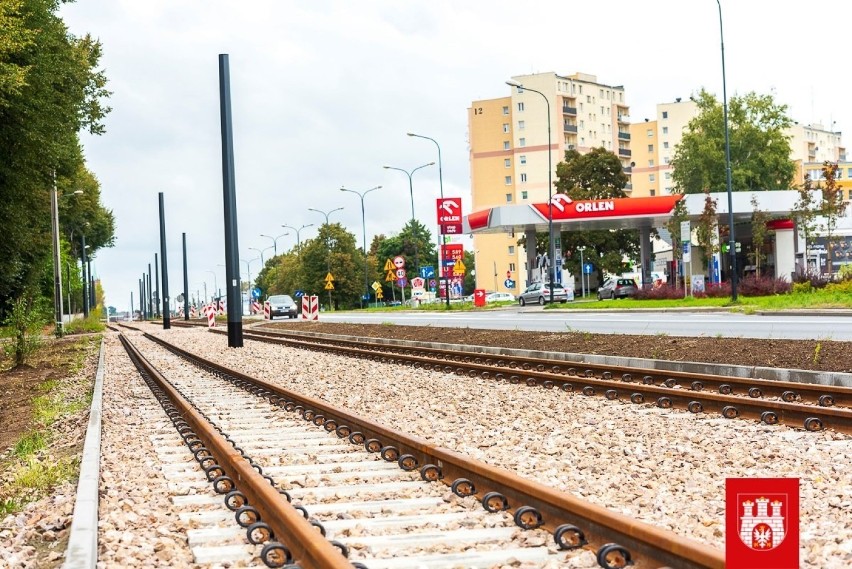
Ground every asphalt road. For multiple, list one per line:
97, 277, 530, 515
317, 307, 852, 341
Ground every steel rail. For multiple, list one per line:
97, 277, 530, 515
142, 331, 725, 569
247, 327, 852, 408
117, 333, 352, 569
230, 328, 852, 435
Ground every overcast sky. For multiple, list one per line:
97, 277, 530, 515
59, 0, 852, 311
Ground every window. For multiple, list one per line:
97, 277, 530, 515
503, 141, 510, 150
647, 129, 653, 137
519, 138, 526, 147
662, 126, 669, 134
665, 187, 673, 194
649, 174, 656, 182
600, 106, 605, 114
502, 106, 509, 115
502, 123, 509, 133
664, 172, 671, 179
505, 193, 512, 202
520, 173, 527, 182
504, 158, 511, 168
662, 111, 668, 119
521, 191, 528, 199
508, 246, 515, 255
648, 159, 655, 166
648, 144, 654, 152
649, 189, 656, 196
519, 155, 527, 164
509, 263, 516, 272
848, 168, 852, 177
518, 120, 525, 130
504, 176, 512, 185
517, 102, 524, 112
599, 89, 604, 97
663, 141, 669, 149
664, 156, 671, 164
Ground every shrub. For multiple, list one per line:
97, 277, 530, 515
701, 281, 733, 298
825, 279, 852, 295
2, 295, 47, 366
792, 281, 813, 294
737, 274, 791, 297
635, 284, 688, 300
792, 268, 830, 290
838, 263, 852, 281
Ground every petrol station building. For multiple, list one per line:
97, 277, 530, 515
462, 190, 809, 293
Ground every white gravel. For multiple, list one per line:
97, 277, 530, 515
145, 325, 852, 569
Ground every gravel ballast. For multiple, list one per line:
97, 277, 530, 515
148, 325, 852, 568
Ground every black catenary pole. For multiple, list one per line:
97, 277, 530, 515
218, 54, 243, 347
159, 192, 171, 329
138, 279, 143, 320
154, 252, 160, 318
147, 264, 153, 319
182, 232, 190, 320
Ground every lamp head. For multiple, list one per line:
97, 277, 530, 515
73, 190, 84, 195
505, 80, 522, 88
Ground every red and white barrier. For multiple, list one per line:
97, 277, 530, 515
217, 299, 226, 315
204, 304, 216, 327
301, 295, 319, 321
190, 306, 197, 318
251, 301, 261, 314
263, 301, 271, 320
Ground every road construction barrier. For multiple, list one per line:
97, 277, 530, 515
301, 295, 319, 321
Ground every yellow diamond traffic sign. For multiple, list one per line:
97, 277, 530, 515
324, 281, 334, 290
324, 272, 335, 282
371, 281, 381, 291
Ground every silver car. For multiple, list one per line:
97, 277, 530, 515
518, 282, 568, 306
267, 294, 298, 319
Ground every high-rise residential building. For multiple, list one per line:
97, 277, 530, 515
468, 72, 631, 293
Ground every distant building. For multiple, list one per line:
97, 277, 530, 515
468, 72, 631, 293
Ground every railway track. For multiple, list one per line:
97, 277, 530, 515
195, 325, 852, 435
115, 326, 725, 568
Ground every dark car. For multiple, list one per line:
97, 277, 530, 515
518, 282, 569, 305
598, 278, 638, 300
267, 294, 298, 318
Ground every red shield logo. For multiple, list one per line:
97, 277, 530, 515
726, 478, 798, 568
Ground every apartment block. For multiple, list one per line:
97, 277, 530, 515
468, 72, 631, 293
629, 99, 697, 197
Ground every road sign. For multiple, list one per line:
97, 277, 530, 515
437, 198, 463, 234
429, 279, 437, 288
504, 278, 515, 289
583, 263, 593, 274
683, 242, 692, 263
393, 255, 406, 268
324, 272, 334, 282
376, 289, 383, 299
680, 221, 691, 242
251, 287, 261, 300
506, 270, 511, 279
361, 293, 370, 300
396, 277, 408, 288
384, 259, 395, 271
411, 277, 425, 289
371, 281, 381, 291
420, 266, 435, 279
294, 290, 304, 298
324, 281, 334, 290
453, 258, 466, 275
385, 270, 395, 282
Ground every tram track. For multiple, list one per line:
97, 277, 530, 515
116, 326, 725, 568
200, 325, 852, 435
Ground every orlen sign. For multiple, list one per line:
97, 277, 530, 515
530, 194, 681, 221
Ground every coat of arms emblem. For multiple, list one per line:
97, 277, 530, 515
738, 494, 787, 550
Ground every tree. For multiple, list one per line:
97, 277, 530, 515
749, 194, 770, 277
694, 191, 719, 271
0, 0, 112, 317
552, 148, 638, 277
792, 173, 819, 272
818, 162, 848, 276
671, 89, 795, 195
372, 221, 437, 300
663, 197, 689, 288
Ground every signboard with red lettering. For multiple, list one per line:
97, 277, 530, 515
530, 194, 681, 221
441, 244, 464, 277
437, 198, 463, 234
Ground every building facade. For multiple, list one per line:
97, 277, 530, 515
468, 72, 631, 293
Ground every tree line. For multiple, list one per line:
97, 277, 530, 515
0, 0, 115, 328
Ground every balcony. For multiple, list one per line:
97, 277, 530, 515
618, 131, 631, 140
624, 183, 633, 191
562, 106, 577, 115
618, 148, 632, 157
623, 166, 633, 174
563, 124, 578, 133
617, 114, 630, 123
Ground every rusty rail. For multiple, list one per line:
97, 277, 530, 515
143, 331, 725, 569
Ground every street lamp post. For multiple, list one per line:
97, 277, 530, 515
308, 207, 343, 310
282, 224, 314, 248
205, 270, 218, 302
407, 133, 451, 308
249, 246, 273, 266
716, 0, 738, 301
50, 181, 83, 336
506, 80, 555, 304
260, 233, 288, 257
577, 246, 587, 298
383, 162, 434, 271
340, 186, 382, 308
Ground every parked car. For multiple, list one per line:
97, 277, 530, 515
518, 282, 568, 306
597, 278, 638, 300
267, 294, 298, 318
486, 292, 515, 303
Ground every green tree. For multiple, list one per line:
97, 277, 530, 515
671, 89, 795, 194
0, 0, 112, 315
372, 221, 438, 301
663, 198, 689, 288
551, 148, 638, 277
817, 162, 848, 276
694, 191, 719, 271
749, 194, 770, 277
792, 173, 819, 272
301, 224, 362, 309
